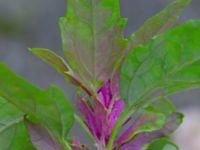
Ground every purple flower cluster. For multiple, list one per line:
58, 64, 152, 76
77, 74, 124, 146
74, 73, 182, 150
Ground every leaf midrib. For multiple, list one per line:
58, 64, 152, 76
91, 0, 97, 81
0, 116, 23, 133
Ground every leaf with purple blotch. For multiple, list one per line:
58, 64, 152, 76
26, 121, 65, 150
114, 107, 166, 147
59, 0, 128, 89
118, 112, 183, 150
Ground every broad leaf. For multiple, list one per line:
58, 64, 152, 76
129, 0, 191, 49
145, 138, 179, 150
0, 63, 74, 144
60, 0, 128, 88
0, 97, 36, 150
120, 20, 200, 106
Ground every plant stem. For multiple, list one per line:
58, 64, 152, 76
106, 108, 130, 150
107, 106, 143, 150
96, 141, 107, 150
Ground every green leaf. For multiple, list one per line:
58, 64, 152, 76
115, 97, 176, 148
147, 97, 176, 116
117, 112, 183, 150
144, 138, 179, 150
0, 97, 36, 150
119, 109, 167, 144
130, 0, 191, 49
60, 0, 128, 88
120, 20, 200, 106
30, 48, 94, 96
30, 48, 74, 81
0, 63, 74, 144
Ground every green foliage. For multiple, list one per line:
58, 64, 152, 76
0, 97, 36, 150
0, 0, 200, 149
0, 64, 74, 149
60, 0, 128, 89
120, 20, 200, 106
145, 138, 179, 150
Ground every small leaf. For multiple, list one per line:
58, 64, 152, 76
120, 20, 200, 106
30, 48, 75, 82
145, 138, 179, 150
0, 97, 36, 150
26, 121, 65, 150
129, 0, 191, 49
60, 0, 128, 88
30, 48, 93, 95
0, 63, 74, 144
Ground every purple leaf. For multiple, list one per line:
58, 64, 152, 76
93, 99, 109, 141
76, 97, 98, 140
77, 79, 125, 145
26, 121, 64, 150
109, 99, 124, 130
97, 80, 112, 108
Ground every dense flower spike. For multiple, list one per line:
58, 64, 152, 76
77, 78, 124, 145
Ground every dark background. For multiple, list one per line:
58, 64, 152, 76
0, 0, 199, 149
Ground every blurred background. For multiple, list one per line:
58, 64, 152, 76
0, 0, 199, 149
